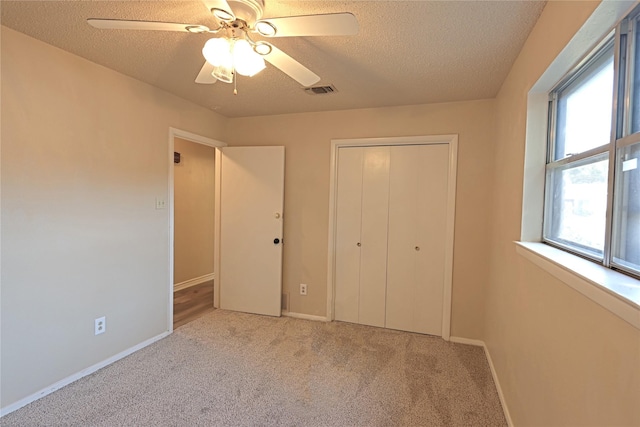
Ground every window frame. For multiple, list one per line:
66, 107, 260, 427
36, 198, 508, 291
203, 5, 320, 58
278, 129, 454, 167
544, 16, 640, 280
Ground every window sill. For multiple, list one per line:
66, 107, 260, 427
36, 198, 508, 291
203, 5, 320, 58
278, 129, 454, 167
515, 241, 640, 330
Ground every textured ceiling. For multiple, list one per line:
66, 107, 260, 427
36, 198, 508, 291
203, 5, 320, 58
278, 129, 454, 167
1, 1, 546, 118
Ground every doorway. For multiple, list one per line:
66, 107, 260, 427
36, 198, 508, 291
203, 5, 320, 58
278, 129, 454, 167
168, 128, 225, 331
168, 130, 286, 330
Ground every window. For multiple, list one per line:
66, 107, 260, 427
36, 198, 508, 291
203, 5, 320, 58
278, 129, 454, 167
545, 11, 640, 279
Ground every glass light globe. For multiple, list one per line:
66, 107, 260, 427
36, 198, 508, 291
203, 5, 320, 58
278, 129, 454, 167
202, 38, 231, 67
212, 63, 233, 83
232, 39, 266, 77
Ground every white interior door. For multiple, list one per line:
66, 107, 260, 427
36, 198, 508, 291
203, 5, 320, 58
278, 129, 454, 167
219, 146, 284, 317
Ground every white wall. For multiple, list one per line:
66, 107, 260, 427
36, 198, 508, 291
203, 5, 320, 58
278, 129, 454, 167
226, 99, 497, 339
487, 2, 640, 425
3, 2, 639, 423
0, 27, 225, 408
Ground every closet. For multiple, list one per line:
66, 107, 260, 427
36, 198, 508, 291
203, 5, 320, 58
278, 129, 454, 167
334, 143, 450, 336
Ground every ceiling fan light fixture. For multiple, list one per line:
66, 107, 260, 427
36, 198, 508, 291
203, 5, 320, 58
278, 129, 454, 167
255, 21, 276, 37
233, 39, 266, 77
212, 8, 235, 22
253, 41, 272, 56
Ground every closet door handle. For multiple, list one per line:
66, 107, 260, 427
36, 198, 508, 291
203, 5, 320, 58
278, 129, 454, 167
357, 242, 361, 247
415, 246, 420, 251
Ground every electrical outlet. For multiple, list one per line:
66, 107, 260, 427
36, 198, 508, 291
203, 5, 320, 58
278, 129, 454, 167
95, 316, 106, 335
155, 197, 166, 210
300, 283, 308, 296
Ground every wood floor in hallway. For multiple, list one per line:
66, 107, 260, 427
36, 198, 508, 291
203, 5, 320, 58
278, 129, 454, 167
173, 280, 214, 329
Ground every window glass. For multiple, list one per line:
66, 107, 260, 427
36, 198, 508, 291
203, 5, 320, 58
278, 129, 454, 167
544, 155, 609, 259
554, 46, 614, 160
612, 141, 640, 274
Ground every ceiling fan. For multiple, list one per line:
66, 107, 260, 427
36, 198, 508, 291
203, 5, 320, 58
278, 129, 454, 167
87, 0, 358, 91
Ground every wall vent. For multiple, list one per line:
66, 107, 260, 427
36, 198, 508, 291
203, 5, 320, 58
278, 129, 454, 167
304, 85, 337, 95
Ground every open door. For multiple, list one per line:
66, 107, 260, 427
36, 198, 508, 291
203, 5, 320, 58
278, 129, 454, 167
219, 146, 284, 317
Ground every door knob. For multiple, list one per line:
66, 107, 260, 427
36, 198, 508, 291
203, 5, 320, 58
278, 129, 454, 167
274, 238, 281, 244
275, 212, 281, 219
415, 246, 420, 251
357, 242, 361, 247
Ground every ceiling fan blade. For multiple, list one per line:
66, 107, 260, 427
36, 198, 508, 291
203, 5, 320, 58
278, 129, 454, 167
87, 19, 210, 33
195, 62, 218, 84
263, 45, 320, 87
255, 13, 358, 37
201, 0, 235, 21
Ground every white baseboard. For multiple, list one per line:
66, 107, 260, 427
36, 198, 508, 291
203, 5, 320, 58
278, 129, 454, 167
450, 336, 513, 427
0, 331, 171, 417
449, 336, 485, 347
174, 273, 215, 292
482, 342, 514, 427
282, 311, 329, 322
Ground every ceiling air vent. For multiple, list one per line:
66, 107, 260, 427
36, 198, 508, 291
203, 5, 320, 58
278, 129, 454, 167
304, 85, 337, 95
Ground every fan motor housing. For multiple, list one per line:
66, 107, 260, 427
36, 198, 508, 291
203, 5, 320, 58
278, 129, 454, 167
227, 0, 265, 23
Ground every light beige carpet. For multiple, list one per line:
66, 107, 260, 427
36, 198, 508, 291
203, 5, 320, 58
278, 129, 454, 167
2, 310, 506, 426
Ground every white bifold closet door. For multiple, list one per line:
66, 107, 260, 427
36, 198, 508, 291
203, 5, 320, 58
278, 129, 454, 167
334, 147, 390, 327
385, 144, 449, 335
334, 144, 449, 335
